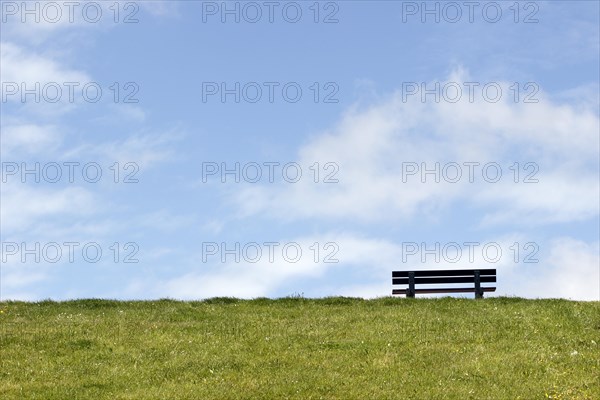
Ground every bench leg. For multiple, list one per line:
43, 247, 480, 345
474, 270, 483, 299
407, 272, 415, 298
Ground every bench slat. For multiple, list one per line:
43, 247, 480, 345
392, 287, 496, 295
392, 269, 496, 278
393, 276, 496, 285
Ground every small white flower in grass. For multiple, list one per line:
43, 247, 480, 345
570, 350, 578, 356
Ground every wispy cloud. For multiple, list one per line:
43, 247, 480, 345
1, 41, 89, 85
227, 69, 599, 227
1, 185, 98, 234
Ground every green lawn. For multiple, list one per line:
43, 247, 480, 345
0, 297, 598, 399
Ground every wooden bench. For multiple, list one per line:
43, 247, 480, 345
392, 269, 496, 298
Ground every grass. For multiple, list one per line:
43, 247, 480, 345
0, 297, 598, 399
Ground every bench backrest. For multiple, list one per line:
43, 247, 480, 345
392, 269, 496, 284
392, 269, 497, 298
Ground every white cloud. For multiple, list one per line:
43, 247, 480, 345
64, 131, 181, 170
0, 1, 144, 45
1, 41, 89, 86
129, 232, 556, 299
1, 266, 46, 289
477, 172, 599, 226
1, 41, 90, 116
500, 238, 600, 301
0, 184, 97, 233
0, 122, 63, 158
4, 227, 596, 300
127, 232, 599, 300
136, 233, 378, 299
229, 69, 599, 227
1, 10, 84, 44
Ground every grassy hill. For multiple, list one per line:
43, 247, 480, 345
0, 297, 598, 399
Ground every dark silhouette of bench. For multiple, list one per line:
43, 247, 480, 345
392, 269, 496, 298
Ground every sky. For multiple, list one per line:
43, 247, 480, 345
0, 0, 599, 301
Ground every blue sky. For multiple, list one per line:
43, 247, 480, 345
1, 0, 599, 300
